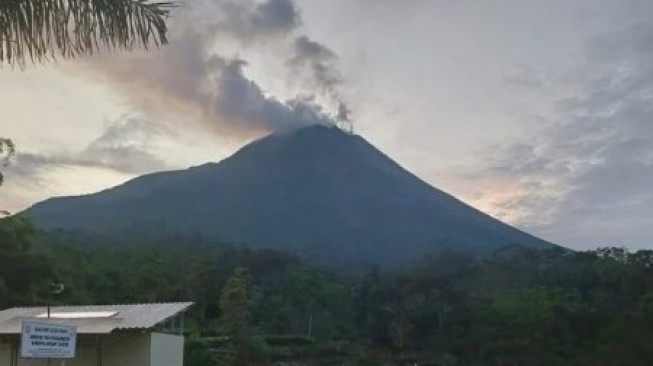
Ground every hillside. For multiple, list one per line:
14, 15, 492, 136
25, 125, 555, 267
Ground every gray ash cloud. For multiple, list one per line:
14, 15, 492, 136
80, 0, 351, 135
288, 36, 351, 124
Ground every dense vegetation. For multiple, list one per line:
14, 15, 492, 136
2, 215, 653, 365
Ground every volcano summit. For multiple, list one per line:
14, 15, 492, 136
25, 125, 555, 268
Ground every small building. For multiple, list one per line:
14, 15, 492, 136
0, 302, 193, 366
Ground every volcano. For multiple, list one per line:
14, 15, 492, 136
25, 125, 555, 268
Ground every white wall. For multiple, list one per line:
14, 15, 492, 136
0, 342, 15, 366
98, 333, 151, 366
150, 333, 184, 366
3, 333, 150, 366
2, 335, 105, 366
1, 332, 183, 366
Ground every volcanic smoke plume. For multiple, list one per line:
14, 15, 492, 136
81, 0, 351, 135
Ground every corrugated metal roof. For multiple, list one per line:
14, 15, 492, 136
0, 302, 193, 334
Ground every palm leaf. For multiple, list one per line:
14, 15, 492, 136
0, 0, 176, 66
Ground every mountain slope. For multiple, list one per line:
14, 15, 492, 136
25, 125, 556, 267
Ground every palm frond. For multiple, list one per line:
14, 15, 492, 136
0, 0, 176, 66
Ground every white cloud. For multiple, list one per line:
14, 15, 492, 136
5, 117, 172, 181
467, 18, 653, 249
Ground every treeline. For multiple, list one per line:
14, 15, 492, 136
2, 215, 653, 365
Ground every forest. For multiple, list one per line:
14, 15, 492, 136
2, 214, 653, 366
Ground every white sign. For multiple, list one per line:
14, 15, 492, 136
21, 321, 77, 359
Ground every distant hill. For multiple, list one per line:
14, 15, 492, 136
25, 125, 556, 268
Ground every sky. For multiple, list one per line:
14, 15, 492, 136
1, 0, 652, 251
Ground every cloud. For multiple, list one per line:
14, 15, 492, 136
215, 0, 301, 42
6, 118, 170, 182
483, 19, 653, 249
288, 36, 351, 123
289, 37, 341, 95
215, 58, 339, 130
76, 0, 349, 135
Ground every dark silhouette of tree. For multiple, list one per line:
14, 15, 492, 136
0, 137, 14, 186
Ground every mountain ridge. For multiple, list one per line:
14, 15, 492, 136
25, 125, 557, 268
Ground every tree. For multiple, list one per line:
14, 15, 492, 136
0, 137, 14, 190
219, 268, 254, 338
0, 0, 175, 67
219, 268, 269, 366
0, 137, 15, 215
0, 214, 34, 252
0, 215, 56, 307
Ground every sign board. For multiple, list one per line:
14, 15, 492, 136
20, 321, 77, 359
